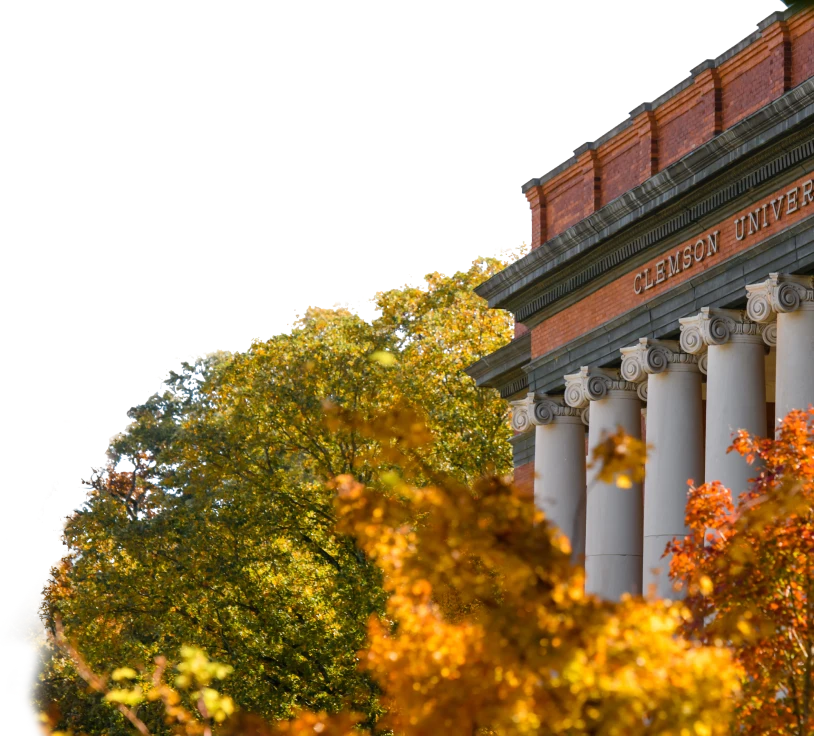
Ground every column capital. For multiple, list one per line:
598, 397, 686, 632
530, 393, 584, 425
679, 307, 766, 352
746, 273, 814, 322
620, 338, 699, 382
509, 393, 534, 433
563, 367, 639, 409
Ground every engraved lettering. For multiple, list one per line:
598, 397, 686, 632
655, 260, 666, 284
668, 252, 681, 277
706, 230, 719, 257
735, 216, 746, 241
630, 177, 814, 295
748, 210, 760, 235
788, 187, 799, 214
771, 195, 785, 221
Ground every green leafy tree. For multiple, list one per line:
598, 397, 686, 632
38, 257, 514, 734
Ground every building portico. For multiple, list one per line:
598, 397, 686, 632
467, 6, 814, 600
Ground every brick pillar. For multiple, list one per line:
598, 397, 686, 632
630, 103, 659, 179
762, 19, 792, 100
525, 185, 547, 250
576, 143, 601, 216
692, 61, 723, 142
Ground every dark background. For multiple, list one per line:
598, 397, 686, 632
0, 0, 792, 733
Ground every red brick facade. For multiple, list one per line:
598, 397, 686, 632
525, 11, 814, 250
513, 461, 534, 501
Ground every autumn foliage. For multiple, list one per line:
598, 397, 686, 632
39, 257, 814, 735
671, 408, 814, 735
48, 395, 814, 736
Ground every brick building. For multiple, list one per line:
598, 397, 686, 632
467, 4, 814, 600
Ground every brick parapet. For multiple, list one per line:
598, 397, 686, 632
524, 8, 814, 250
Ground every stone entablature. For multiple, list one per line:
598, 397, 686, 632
520, 213, 814, 395
527, 164, 814, 368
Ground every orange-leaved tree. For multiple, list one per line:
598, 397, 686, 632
671, 408, 814, 736
267, 406, 741, 736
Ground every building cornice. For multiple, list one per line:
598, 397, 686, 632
464, 332, 530, 396
476, 78, 814, 323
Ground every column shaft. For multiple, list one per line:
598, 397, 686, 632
705, 337, 766, 495
644, 365, 703, 598
534, 419, 586, 559
776, 307, 814, 420
585, 391, 643, 600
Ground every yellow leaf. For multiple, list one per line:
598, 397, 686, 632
111, 667, 138, 682
616, 474, 632, 489
369, 351, 397, 366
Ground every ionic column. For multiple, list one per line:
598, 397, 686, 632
747, 273, 814, 422
620, 339, 703, 599
564, 367, 643, 600
680, 308, 767, 497
530, 394, 586, 559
